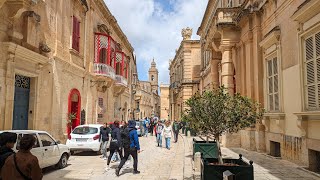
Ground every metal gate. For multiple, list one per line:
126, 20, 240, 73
12, 75, 30, 130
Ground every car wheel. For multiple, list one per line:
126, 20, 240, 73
57, 153, 68, 169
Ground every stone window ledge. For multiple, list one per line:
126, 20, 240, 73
69, 48, 84, 59
293, 111, 320, 121
263, 112, 285, 120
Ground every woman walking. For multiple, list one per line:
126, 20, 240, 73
163, 120, 173, 150
106, 121, 123, 170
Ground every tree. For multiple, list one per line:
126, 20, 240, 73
183, 87, 264, 142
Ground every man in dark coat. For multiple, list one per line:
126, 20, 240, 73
0, 132, 17, 180
100, 123, 111, 160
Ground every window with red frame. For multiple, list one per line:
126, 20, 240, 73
99, 48, 107, 64
72, 16, 80, 52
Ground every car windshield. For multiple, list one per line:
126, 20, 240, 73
72, 127, 98, 134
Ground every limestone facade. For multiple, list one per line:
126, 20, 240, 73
160, 84, 169, 120
196, 0, 320, 170
169, 28, 201, 121
0, 0, 137, 141
133, 60, 160, 120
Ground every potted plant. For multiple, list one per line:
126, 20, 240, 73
67, 112, 77, 131
183, 87, 264, 179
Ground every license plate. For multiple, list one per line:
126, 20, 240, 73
76, 138, 87, 142
77, 144, 83, 146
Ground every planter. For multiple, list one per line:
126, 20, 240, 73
201, 155, 254, 180
193, 138, 218, 159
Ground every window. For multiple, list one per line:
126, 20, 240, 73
38, 133, 55, 147
267, 57, 279, 111
98, 98, 103, 107
16, 134, 40, 150
151, 75, 154, 81
304, 32, 320, 110
72, 16, 80, 52
99, 48, 107, 64
72, 127, 98, 134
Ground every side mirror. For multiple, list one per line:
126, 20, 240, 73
56, 140, 61, 144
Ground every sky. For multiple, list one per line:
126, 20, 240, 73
104, 0, 208, 84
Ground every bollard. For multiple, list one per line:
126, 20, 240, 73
223, 170, 235, 180
194, 152, 201, 173
187, 130, 191, 137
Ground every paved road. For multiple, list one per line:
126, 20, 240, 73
43, 135, 187, 180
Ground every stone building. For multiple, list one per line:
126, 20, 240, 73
0, 0, 136, 141
133, 60, 160, 120
169, 28, 201, 121
160, 84, 169, 120
196, 0, 320, 171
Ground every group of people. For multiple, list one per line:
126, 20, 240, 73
0, 132, 43, 180
153, 119, 181, 150
99, 119, 141, 176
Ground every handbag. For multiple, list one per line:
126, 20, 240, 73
13, 154, 32, 180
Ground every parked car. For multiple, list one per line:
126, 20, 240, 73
66, 124, 104, 155
0, 130, 70, 169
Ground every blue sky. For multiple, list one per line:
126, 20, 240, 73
104, 0, 207, 84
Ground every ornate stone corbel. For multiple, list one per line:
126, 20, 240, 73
26, 11, 41, 23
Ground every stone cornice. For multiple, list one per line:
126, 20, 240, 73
291, 0, 320, 23
93, 0, 134, 53
2, 42, 49, 64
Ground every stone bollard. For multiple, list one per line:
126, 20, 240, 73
223, 170, 235, 180
194, 152, 201, 172
187, 130, 191, 137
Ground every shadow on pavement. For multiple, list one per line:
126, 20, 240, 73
71, 151, 100, 156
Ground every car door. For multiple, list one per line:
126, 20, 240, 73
38, 133, 60, 167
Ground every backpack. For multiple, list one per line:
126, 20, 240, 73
121, 128, 133, 149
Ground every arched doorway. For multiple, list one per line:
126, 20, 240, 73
67, 89, 81, 136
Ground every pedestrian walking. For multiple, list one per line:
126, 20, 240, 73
100, 123, 110, 160
0, 132, 17, 180
116, 120, 140, 176
150, 118, 155, 136
1, 134, 42, 180
106, 121, 123, 170
172, 120, 180, 143
155, 121, 164, 147
163, 120, 173, 150
143, 117, 149, 137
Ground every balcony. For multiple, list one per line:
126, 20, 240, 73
215, 7, 241, 26
113, 75, 128, 96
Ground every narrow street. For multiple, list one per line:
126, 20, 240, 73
43, 135, 188, 180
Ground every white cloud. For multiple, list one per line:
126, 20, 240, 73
104, 0, 207, 84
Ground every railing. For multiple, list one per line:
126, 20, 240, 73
115, 75, 128, 87
93, 63, 115, 80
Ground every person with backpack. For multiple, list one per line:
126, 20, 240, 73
155, 121, 164, 147
100, 123, 111, 160
116, 120, 140, 176
0, 132, 17, 180
172, 120, 180, 143
106, 121, 123, 170
2, 134, 42, 180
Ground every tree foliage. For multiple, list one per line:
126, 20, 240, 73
182, 87, 264, 140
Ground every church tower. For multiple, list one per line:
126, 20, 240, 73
149, 58, 159, 94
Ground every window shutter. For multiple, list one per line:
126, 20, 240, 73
72, 16, 80, 52
316, 32, 320, 57
305, 36, 316, 109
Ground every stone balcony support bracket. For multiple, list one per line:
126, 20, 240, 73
293, 112, 320, 137
263, 113, 285, 132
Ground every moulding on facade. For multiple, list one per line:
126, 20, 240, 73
2, 42, 49, 65
293, 112, 320, 137
263, 113, 285, 132
291, 0, 320, 23
259, 26, 281, 49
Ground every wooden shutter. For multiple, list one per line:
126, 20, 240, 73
305, 36, 316, 109
72, 16, 80, 52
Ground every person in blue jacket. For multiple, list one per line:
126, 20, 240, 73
116, 119, 140, 176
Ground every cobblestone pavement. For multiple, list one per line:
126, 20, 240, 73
185, 136, 320, 180
44, 134, 191, 180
